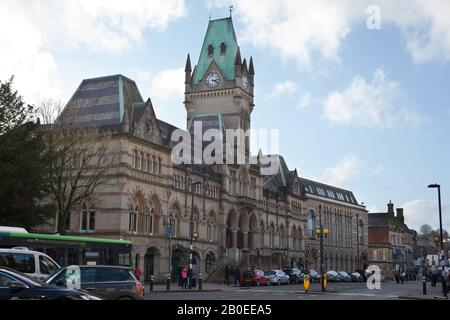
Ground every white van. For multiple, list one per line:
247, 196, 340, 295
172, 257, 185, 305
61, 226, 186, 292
0, 248, 61, 281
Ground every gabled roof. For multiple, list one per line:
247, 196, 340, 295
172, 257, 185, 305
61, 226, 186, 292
63, 74, 143, 128
192, 17, 239, 85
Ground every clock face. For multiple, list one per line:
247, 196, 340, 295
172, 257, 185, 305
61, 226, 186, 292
242, 75, 249, 90
205, 72, 220, 88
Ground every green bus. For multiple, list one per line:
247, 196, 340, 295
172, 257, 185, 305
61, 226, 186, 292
0, 231, 133, 267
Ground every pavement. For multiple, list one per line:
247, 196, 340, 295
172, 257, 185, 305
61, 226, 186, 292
144, 280, 450, 300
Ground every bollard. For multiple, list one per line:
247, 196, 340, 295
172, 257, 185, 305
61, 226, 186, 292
166, 274, 171, 291
198, 273, 203, 291
150, 275, 154, 292
422, 276, 427, 295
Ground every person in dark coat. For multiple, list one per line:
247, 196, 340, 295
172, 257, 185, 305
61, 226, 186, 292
224, 265, 230, 285
234, 267, 240, 286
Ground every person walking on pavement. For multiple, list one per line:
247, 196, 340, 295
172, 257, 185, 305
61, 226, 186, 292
181, 266, 188, 289
134, 265, 142, 281
234, 267, 240, 286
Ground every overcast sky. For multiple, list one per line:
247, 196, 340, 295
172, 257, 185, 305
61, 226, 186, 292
1, 0, 449, 231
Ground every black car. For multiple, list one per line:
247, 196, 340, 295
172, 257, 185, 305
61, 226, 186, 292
283, 268, 303, 284
46, 266, 144, 300
0, 267, 102, 300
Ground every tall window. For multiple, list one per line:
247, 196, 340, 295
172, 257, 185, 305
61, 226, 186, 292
207, 224, 213, 242
220, 42, 227, 55
145, 209, 154, 235
208, 44, 214, 56
81, 206, 96, 233
358, 220, 364, 245
307, 210, 315, 237
129, 207, 138, 234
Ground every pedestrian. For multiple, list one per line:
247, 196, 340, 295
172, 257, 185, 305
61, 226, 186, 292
234, 267, 240, 286
134, 265, 142, 281
181, 266, 188, 289
224, 265, 230, 285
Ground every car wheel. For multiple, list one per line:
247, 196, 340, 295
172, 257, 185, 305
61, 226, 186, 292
117, 296, 134, 300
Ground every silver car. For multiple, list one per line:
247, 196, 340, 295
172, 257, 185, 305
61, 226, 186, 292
265, 270, 290, 285
338, 271, 352, 282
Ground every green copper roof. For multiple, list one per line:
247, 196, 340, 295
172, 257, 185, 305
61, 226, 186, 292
192, 18, 239, 85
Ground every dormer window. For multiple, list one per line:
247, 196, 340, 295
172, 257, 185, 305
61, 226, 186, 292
208, 44, 214, 57
220, 42, 227, 55
144, 121, 152, 137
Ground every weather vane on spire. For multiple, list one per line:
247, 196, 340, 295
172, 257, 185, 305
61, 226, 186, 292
229, 3, 234, 18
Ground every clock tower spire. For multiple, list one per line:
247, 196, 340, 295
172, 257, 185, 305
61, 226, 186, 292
184, 17, 255, 141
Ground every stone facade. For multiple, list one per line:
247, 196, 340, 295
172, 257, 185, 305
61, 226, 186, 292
55, 17, 368, 283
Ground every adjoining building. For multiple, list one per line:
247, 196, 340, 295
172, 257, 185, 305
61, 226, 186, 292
40, 17, 368, 282
368, 202, 417, 279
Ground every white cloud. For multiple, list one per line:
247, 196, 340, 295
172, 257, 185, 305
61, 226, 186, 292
298, 92, 312, 109
402, 199, 450, 231
0, 0, 186, 104
269, 81, 311, 109
323, 69, 427, 127
269, 81, 298, 98
210, 0, 450, 67
316, 153, 362, 188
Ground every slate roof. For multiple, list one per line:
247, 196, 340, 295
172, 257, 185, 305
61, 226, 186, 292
191, 17, 239, 85
63, 75, 143, 128
298, 177, 360, 206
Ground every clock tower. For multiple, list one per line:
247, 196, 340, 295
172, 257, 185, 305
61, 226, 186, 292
184, 17, 255, 140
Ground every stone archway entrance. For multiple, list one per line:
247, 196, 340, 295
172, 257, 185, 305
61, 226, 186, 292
144, 247, 160, 283
171, 247, 188, 283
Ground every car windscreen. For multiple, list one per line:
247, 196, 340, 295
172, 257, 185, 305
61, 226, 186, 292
1, 268, 45, 287
244, 271, 255, 278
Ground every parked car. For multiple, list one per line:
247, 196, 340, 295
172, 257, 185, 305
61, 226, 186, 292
46, 266, 144, 300
0, 248, 61, 281
240, 270, 269, 287
265, 270, 290, 285
338, 271, 352, 282
350, 272, 363, 282
0, 267, 101, 300
326, 270, 340, 282
355, 269, 368, 282
309, 270, 321, 283
283, 268, 303, 284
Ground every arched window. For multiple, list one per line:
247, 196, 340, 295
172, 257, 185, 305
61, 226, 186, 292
144, 121, 152, 137
129, 203, 139, 234
208, 44, 214, 56
145, 208, 155, 235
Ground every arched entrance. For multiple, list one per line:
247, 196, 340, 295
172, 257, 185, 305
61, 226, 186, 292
144, 247, 160, 283
171, 247, 188, 283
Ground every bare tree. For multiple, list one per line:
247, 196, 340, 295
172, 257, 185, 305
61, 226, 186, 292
420, 224, 434, 236
39, 101, 120, 234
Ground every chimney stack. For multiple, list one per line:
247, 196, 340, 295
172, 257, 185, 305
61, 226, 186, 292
387, 201, 394, 214
396, 208, 404, 224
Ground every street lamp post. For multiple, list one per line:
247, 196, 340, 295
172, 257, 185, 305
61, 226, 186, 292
163, 215, 174, 290
316, 205, 329, 292
356, 213, 360, 270
189, 180, 202, 290
428, 183, 448, 298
